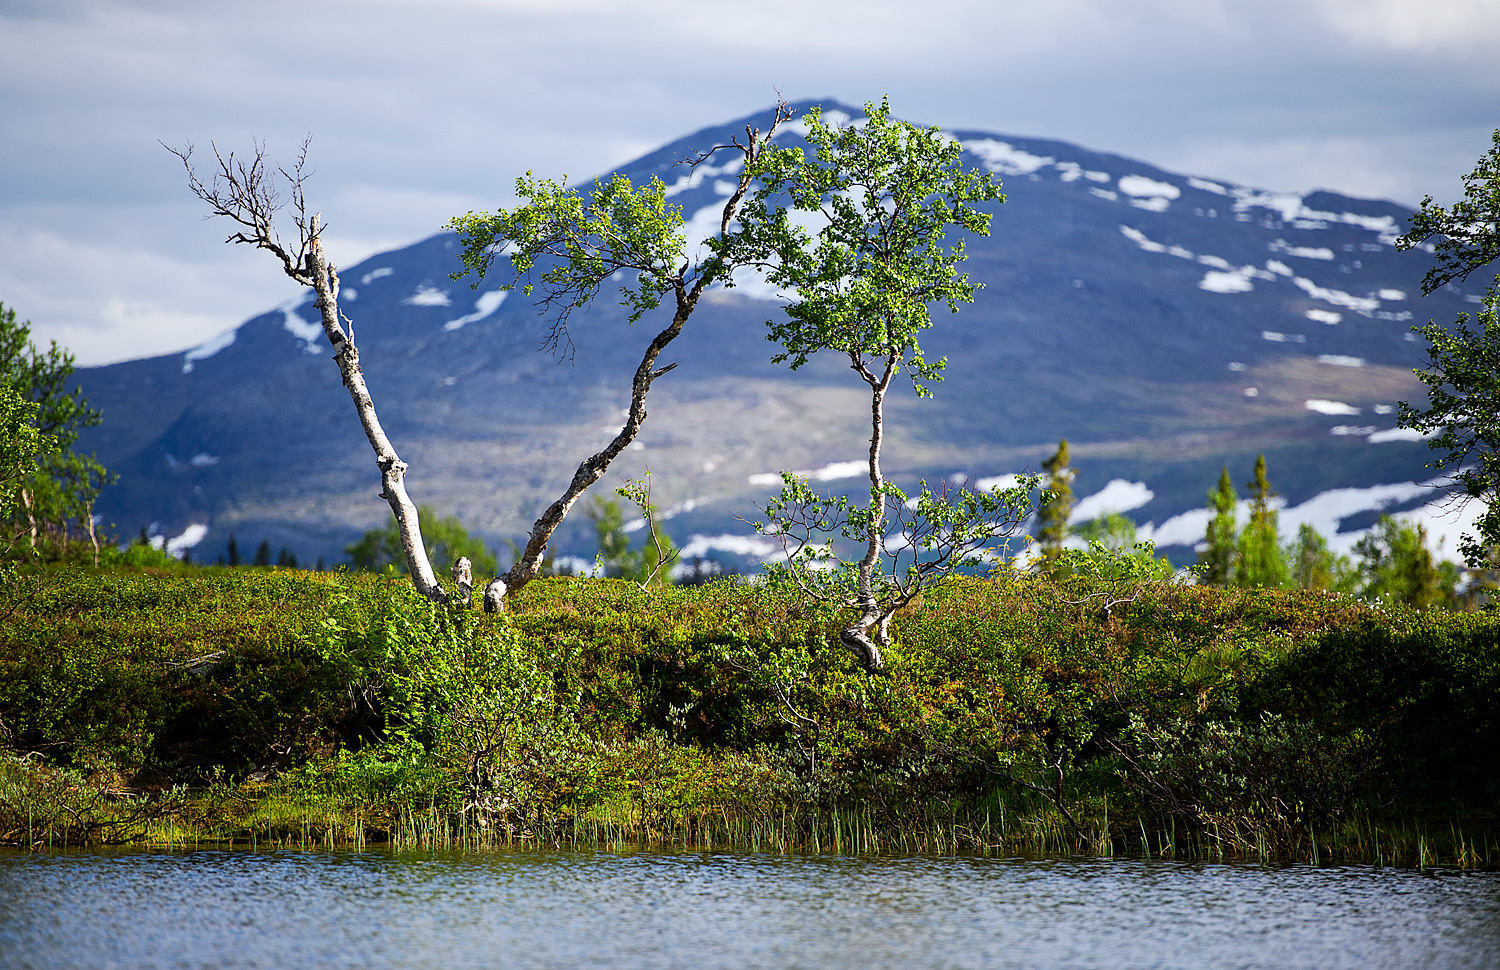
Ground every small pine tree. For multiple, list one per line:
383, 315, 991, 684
253, 539, 271, 567
1036, 439, 1075, 577
1198, 466, 1238, 586
226, 534, 239, 567
1236, 454, 1290, 588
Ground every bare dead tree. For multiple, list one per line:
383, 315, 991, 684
168, 138, 447, 600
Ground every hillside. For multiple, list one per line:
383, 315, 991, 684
74, 100, 1474, 569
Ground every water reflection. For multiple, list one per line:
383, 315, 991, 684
1, 849, 1497, 969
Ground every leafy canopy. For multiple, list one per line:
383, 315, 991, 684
1396, 130, 1500, 567
0, 303, 113, 543
730, 98, 1004, 394
448, 173, 693, 354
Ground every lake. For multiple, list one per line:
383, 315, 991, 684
1, 849, 1497, 969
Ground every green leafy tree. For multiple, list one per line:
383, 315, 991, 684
1065, 513, 1176, 582
1236, 454, 1290, 588
1289, 524, 1356, 592
586, 496, 633, 578
1035, 440, 1075, 578
0, 303, 113, 560
732, 98, 1028, 669
1072, 511, 1135, 551
0, 381, 54, 558
346, 506, 498, 577
1396, 129, 1500, 568
1353, 515, 1459, 609
1198, 466, 1239, 586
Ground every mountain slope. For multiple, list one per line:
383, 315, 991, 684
75, 100, 1475, 568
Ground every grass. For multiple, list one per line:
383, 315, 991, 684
1, 564, 1497, 868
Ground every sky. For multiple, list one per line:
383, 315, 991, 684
2, 0, 1498, 367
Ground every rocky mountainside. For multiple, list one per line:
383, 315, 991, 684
76, 100, 1475, 569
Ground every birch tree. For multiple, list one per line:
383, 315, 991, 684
174, 104, 790, 607
730, 99, 1030, 670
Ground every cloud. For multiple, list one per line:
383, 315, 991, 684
4, 0, 1498, 361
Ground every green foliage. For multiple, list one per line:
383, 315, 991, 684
1396, 130, 1500, 568
1198, 466, 1238, 586
585, 495, 675, 584
1399, 128, 1500, 296
1290, 523, 1357, 593
345, 505, 497, 577
1035, 440, 1074, 577
1056, 538, 1178, 583
759, 473, 1042, 606
6, 566, 1500, 854
0, 382, 51, 528
611, 473, 678, 585
1064, 512, 1177, 582
0, 303, 113, 559
448, 171, 692, 351
1236, 455, 1291, 588
731, 98, 1004, 391
1353, 515, 1460, 609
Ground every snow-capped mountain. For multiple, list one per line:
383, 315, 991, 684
75, 100, 1477, 567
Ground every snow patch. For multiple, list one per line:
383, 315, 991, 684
662, 156, 744, 198
1317, 354, 1364, 367
165, 523, 208, 558
189, 453, 219, 467
1292, 277, 1380, 313
1130, 197, 1171, 213
1262, 331, 1306, 343
748, 460, 865, 488
976, 474, 1023, 492
1138, 509, 1214, 549
962, 139, 1054, 175
1201, 269, 1256, 293
1072, 480, 1154, 522
1118, 175, 1180, 200
443, 290, 507, 331
1269, 238, 1334, 260
1266, 260, 1293, 276
678, 533, 779, 560
1368, 427, 1428, 443
181, 328, 237, 373
361, 267, 394, 285
1090, 187, 1118, 202
1198, 254, 1232, 270
403, 285, 452, 307
1120, 225, 1166, 253
1187, 177, 1228, 195
1306, 399, 1360, 415
1306, 309, 1343, 325
1378, 288, 1406, 301
279, 296, 323, 353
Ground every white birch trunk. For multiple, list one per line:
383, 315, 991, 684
305, 222, 446, 602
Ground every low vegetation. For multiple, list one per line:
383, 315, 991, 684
1, 563, 1495, 868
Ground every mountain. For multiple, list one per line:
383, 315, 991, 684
75, 100, 1478, 570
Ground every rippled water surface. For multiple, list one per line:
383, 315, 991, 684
2, 849, 1498, 969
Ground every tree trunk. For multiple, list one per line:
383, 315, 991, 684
839, 353, 899, 670
305, 222, 446, 602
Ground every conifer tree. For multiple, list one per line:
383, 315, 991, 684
1236, 454, 1290, 588
1198, 466, 1238, 586
1036, 439, 1075, 577
225, 534, 240, 567
253, 540, 271, 568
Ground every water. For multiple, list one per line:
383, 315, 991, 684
1, 849, 1497, 969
